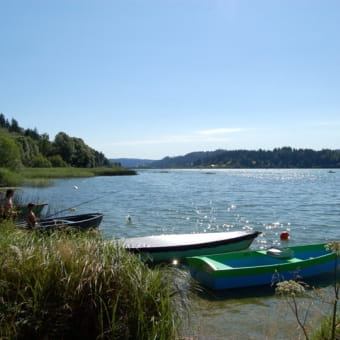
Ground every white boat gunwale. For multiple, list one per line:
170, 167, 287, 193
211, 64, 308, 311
122, 230, 261, 253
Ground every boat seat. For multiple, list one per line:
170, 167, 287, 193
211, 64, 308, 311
285, 257, 302, 263
266, 247, 294, 259
203, 258, 233, 271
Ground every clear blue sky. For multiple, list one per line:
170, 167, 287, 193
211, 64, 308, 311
1, 0, 339, 159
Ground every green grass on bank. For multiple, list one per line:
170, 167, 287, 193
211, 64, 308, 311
0, 168, 24, 187
0, 167, 137, 187
20, 167, 95, 178
19, 167, 137, 178
0, 222, 184, 339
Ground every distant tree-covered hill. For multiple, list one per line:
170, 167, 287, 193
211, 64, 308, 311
110, 158, 156, 168
149, 148, 340, 168
0, 113, 110, 169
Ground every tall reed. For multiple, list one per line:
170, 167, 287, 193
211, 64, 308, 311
0, 223, 184, 339
276, 242, 340, 340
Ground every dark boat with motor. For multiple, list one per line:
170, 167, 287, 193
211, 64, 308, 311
16, 213, 103, 231
119, 230, 261, 262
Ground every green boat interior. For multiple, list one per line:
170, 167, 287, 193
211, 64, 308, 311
200, 247, 331, 271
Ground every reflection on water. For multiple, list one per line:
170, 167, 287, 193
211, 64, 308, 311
20, 169, 340, 339
181, 271, 339, 340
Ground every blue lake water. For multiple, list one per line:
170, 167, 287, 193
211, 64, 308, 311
21, 169, 340, 339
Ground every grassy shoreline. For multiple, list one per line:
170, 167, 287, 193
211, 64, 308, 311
0, 167, 137, 187
19, 167, 137, 178
0, 220, 338, 339
0, 222, 185, 339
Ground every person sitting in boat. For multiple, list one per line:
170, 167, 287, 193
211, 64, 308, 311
25, 203, 40, 228
1, 189, 18, 219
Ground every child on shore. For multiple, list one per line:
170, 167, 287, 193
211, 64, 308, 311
25, 203, 40, 228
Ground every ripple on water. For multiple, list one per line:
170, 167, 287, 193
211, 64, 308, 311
20, 169, 340, 339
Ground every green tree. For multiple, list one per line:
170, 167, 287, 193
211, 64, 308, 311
31, 153, 52, 167
25, 127, 40, 141
52, 132, 109, 168
48, 155, 68, 167
9, 118, 22, 134
14, 135, 40, 167
38, 133, 52, 156
72, 137, 95, 167
0, 113, 7, 128
0, 135, 21, 170
53, 132, 75, 165
94, 150, 110, 167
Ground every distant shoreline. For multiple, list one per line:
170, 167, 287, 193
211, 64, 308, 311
118, 147, 340, 169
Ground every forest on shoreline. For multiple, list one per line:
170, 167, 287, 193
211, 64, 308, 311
2, 113, 340, 171
0, 113, 111, 169
0, 113, 135, 186
149, 147, 340, 169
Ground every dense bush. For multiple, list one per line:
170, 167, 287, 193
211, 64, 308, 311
31, 153, 52, 168
0, 168, 23, 187
48, 155, 69, 167
0, 225, 182, 339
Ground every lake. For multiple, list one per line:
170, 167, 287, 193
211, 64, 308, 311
21, 169, 340, 339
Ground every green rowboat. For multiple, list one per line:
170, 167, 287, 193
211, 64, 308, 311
186, 243, 339, 290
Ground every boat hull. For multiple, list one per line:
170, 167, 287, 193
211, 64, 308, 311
120, 230, 261, 262
17, 213, 103, 231
186, 243, 339, 290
